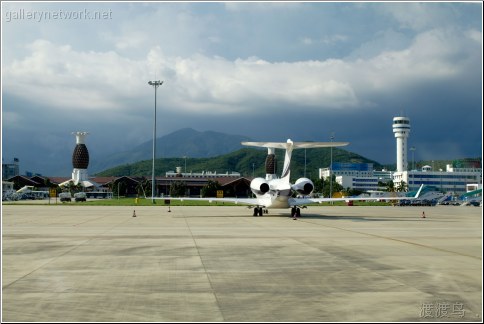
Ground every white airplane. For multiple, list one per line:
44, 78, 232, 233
156, 139, 423, 217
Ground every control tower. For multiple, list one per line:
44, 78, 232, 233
392, 116, 411, 172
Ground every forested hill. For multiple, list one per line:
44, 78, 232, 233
95, 146, 382, 180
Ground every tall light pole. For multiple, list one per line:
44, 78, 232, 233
410, 146, 416, 171
148, 80, 163, 203
304, 148, 307, 178
329, 132, 335, 201
410, 146, 416, 191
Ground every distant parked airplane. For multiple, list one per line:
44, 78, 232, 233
152, 139, 423, 217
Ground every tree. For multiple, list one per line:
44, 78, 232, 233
201, 180, 222, 198
170, 181, 187, 197
378, 180, 388, 190
396, 181, 408, 192
386, 180, 396, 192
324, 175, 343, 198
313, 178, 324, 194
64, 180, 82, 195
44, 178, 55, 190
347, 188, 363, 196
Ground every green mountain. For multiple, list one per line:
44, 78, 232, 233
95, 146, 382, 181
91, 128, 252, 173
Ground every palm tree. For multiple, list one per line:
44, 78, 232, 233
386, 180, 395, 192
396, 181, 408, 192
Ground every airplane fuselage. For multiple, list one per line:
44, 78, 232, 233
252, 178, 294, 209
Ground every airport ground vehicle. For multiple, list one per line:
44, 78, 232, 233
462, 201, 480, 207
59, 192, 72, 202
74, 192, 87, 202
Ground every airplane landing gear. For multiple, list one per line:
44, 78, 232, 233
253, 207, 264, 216
291, 207, 301, 218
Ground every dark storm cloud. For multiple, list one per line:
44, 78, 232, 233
1, 2, 481, 176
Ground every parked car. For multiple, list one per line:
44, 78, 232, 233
59, 192, 72, 202
74, 192, 87, 202
398, 199, 411, 206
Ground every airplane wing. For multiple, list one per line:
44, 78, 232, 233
290, 184, 424, 206
152, 196, 260, 206
292, 142, 349, 148
291, 196, 407, 206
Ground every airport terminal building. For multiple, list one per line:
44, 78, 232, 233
319, 160, 481, 196
319, 163, 381, 192
394, 161, 482, 194
319, 116, 481, 196
319, 163, 482, 195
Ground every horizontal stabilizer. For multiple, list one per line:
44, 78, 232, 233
242, 141, 349, 149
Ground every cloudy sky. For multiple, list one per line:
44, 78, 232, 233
2, 1, 482, 176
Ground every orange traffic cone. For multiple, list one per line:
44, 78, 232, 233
132, 210, 137, 217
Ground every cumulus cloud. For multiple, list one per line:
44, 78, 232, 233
224, 2, 302, 12
377, 2, 460, 31
3, 23, 480, 118
4, 41, 361, 114
3, 39, 148, 111
302, 34, 348, 46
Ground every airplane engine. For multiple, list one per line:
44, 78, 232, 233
292, 178, 314, 195
250, 177, 270, 195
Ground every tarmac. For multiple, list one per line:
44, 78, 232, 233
2, 204, 482, 322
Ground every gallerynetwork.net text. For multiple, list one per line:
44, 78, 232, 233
5, 9, 113, 22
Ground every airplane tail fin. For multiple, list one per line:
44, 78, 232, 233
281, 140, 294, 180
414, 184, 425, 198
241, 139, 349, 182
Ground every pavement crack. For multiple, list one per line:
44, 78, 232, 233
181, 212, 226, 322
